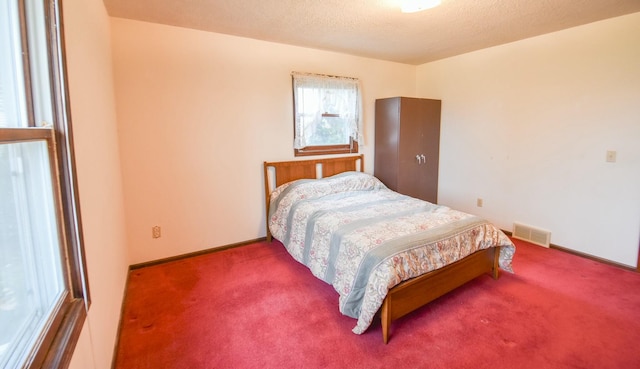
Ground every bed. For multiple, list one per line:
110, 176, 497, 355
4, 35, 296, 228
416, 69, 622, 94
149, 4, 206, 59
263, 154, 515, 343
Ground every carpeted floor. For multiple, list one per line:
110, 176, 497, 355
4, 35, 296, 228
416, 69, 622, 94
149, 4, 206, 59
114, 238, 640, 369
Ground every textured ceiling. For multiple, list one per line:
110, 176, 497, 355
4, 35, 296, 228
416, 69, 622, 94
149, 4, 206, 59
102, 0, 640, 65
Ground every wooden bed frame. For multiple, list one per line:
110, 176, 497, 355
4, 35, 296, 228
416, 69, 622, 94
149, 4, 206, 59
263, 155, 501, 343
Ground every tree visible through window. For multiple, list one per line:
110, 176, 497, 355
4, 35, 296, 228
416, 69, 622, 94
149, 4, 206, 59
292, 72, 362, 156
0, 1, 88, 368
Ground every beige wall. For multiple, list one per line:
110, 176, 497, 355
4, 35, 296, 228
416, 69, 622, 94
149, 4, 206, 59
63, 0, 129, 368
110, 18, 417, 264
416, 13, 640, 266
112, 14, 640, 267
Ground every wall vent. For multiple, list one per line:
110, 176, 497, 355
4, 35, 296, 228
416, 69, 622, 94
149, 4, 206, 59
512, 222, 551, 247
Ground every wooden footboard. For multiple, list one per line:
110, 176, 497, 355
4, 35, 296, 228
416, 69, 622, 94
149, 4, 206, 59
380, 246, 501, 343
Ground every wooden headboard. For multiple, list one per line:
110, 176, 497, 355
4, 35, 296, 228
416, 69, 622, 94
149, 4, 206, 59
263, 154, 364, 241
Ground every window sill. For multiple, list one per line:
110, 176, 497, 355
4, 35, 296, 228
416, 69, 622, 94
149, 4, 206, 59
294, 143, 359, 157
40, 299, 87, 369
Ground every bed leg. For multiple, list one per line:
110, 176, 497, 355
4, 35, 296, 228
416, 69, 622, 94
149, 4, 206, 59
492, 246, 500, 280
381, 297, 391, 344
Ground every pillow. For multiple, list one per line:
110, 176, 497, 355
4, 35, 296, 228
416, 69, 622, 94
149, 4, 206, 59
270, 171, 387, 217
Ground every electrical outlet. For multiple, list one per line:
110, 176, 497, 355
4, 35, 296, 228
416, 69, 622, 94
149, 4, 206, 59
476, 198, 483, 207
606, 150, 616, 163
152, 226, 161, 239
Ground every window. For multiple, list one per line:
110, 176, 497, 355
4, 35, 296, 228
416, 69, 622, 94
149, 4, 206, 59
1, 1, 88, 369
292, 72, 363, 156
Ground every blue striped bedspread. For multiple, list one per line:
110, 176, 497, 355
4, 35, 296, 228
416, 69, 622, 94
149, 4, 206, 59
268, 171, 515, 334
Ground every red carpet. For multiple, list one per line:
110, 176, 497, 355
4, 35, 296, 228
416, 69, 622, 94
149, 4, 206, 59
114, 238, 640, 368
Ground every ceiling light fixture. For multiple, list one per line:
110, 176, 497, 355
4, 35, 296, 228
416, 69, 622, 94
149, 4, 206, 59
401, 0, 441, 13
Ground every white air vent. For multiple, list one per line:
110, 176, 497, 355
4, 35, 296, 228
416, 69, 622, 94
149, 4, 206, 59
512, 222, 551, 247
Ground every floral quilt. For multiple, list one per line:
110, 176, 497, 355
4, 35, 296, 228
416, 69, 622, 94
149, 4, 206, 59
268, 171, 515, 334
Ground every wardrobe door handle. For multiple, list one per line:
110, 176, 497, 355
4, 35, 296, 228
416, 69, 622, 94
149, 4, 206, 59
420, 154, 426, 164
416, 154, 421, 164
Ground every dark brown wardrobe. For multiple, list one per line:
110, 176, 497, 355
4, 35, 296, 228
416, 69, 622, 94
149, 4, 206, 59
374, 97, 441, 203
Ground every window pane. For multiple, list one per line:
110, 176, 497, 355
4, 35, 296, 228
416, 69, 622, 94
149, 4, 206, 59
307, 116, 350, 145
0, 0, 28, 128
292, 73, 361, 155
0, 140, 65, 368
25, 0, 54, 127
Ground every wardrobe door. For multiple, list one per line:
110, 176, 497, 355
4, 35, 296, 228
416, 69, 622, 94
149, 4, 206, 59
374, 98, 400, 191
396, 98, 440, 203
396, 98, 424, 200
419, 98, 441, 203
